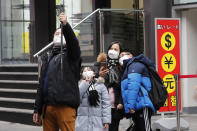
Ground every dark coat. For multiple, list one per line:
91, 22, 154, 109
34, 23, 81, 115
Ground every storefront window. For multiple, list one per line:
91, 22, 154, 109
55, 0, 94, 61
174, 0, 197, 5
56, 0, 93, 28
0, 0, 30, 64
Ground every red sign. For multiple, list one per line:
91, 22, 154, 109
155, 18, 181, 112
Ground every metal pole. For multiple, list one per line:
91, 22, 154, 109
33, 42, 53, 57
11, 0, 14, 60
99, 10, 104, 53
101, 12, 104, 53
60, 23, 63, 80
175, 74, 180, 131
23, 0, 26, 59
100, 8, 144, 12
161, 112, 165, 119
73, 8, 100, 29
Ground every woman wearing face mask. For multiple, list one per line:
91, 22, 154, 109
75, 67, 111, 131
96, 41, 124, 131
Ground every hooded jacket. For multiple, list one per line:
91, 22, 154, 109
75, 77, 111, 131
34, 23, 81, 115
121, 54, 155, 114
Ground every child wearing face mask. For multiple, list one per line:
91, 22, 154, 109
75, 67, 111, 131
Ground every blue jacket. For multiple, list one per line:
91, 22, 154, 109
121, 54, 155, 113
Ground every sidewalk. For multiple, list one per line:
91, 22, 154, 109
0, 121, 42, 131
0, 113, 197, 131
120, 113, 197, 131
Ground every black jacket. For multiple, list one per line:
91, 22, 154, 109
34, 23, 81, 115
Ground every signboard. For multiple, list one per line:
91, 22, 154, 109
155, 18, 181, 112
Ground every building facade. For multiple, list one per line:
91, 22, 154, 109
0, 0, 145, 64
1, 0, 196, 114
172, 0, 197, 113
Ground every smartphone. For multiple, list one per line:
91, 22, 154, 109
100, 62, 107, 69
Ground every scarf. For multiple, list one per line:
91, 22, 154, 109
107, 57, 121, 87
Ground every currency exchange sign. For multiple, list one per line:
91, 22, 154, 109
155, 18, 181, 112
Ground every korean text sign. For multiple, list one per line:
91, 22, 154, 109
155, 18, 181, 112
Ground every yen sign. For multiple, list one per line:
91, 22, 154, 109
161, 53, 176, 72
161, 32, 176, 51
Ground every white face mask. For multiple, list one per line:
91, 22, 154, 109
108, 50, 119, 59
53, 34, 66, 46
119, 55, 130, 66
82, 71, 94, 79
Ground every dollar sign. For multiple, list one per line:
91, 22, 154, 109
165, 34, 172, 50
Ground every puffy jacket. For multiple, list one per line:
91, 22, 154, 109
93, 62, 124, 108
121, 54, 155, 114
75, 78, 111, 131
34, 23, 81, 115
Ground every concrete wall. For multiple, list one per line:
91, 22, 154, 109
181, 9, 197, 113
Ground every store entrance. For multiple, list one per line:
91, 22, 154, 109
0, 0, 30, 64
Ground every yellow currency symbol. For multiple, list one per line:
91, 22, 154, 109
163, 74, 176, 93
161, 53, 176, 72
161, 32, 176, 51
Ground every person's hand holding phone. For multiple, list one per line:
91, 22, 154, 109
99, 66, 109, 77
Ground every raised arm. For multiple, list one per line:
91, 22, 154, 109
59, 13, 81, 60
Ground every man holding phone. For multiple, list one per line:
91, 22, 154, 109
33, 13, 81, 131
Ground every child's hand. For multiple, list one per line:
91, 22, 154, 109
86, 76, 93, 83
103, 123, 109, 130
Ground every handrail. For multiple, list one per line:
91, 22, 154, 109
33, 42, 53, 57
72, 8, 100, 29
33, 8, 144, 58
33, 8, 100, 58
100, 9, 144, 12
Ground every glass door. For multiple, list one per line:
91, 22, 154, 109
0, 0, 30, 64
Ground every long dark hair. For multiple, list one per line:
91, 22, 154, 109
107, 41, 122, 53
107, 42, 122, 86
107, 41, 122, 67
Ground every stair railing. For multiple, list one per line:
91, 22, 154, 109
33, 8, 144, 78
